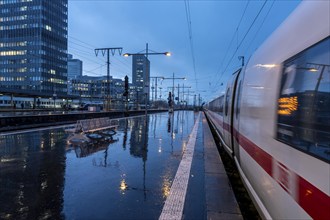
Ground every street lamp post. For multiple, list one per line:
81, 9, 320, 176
123, 43, 170, 116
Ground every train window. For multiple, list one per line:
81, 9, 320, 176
277, 37, 330, 163
209, 95, 224, 115
236, 80, 242, 119
218, 95, 224, 114
225, 88, 230, 116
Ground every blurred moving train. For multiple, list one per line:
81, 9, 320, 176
0, 95, 103, 110
0, 95, 79, 109
205, 1, 329, 219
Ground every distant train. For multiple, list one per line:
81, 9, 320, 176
205, 1, 329, 219
0, 95, 82, 110
78, 102, 104, 110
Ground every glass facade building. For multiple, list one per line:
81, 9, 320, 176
132, 54, 150, 104
67, 54, 82, 80
0, 0, 68, 96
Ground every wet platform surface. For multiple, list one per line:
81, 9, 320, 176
0, 111, 241, 219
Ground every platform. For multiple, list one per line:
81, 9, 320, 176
202, 114, 243, 219
0, 111, 243, 220
159, 112, 242, 220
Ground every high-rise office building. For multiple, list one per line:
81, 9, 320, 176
68, 54, 82, 80
0, 0, 68, 96
132, 54, 150, 104
67, 54, 82, 94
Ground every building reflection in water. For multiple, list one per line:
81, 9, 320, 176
128, 116, 149, 199
129, 116, 149, 162
0, 111, 197, 219
0, 129, 67, 220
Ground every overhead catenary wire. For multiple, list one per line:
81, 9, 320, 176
215, 0, 250, 79
244, 0, 275, 54
184, 0, 198, 91
68, 35, 131, 75
69, 35, 131, 67
69, 45, 96, 57
223, 0, 268, 73
69, 35, 96, 49
213, 0, 268, 91
69, 45, 131, 74
212, 0, 250, 91
83, 64, 107, 76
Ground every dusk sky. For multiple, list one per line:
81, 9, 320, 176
67, 0, 301, 103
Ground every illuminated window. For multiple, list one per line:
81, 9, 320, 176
277, 37, 330, 162
0, 50, 26, 56
45, 25, 52, 31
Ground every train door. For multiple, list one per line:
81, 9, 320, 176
232, 73, 243, 163
223, 69, 241, 156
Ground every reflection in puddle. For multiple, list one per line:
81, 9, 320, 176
0, 111, 197, 219
0, 129, 67, 220
120, 178, 128, 194
161, 175, 172, 199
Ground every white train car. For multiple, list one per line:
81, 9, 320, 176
205, 1, 329, 219
0, 95, 80, 109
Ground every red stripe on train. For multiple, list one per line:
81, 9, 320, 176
239, 132, 330, 220
298, 175, 330, 220
238, 133, 273, 177
209, 112, 330, 220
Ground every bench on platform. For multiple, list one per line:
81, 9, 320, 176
65, 117, 118, 134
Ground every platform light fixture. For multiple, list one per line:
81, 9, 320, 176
123, 51, 171, 57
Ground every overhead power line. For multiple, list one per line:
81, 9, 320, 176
215, 0, 250, 78
213, 0, 268, 90
245, 0, 275, 53
184, 0, 198, 90
69, 44, 131, 73
69, 35, 95, 49
223, 0, 268, 73
69, 35, 131, 66
83, 64, 107, 76
68, 35, 131, 73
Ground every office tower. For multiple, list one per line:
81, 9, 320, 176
132, 54, 150, 104
0, 0, 68, 96
67, 54, 82, 80
67, 54, 82, 94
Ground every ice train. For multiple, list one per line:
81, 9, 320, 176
205, 1, 329, 219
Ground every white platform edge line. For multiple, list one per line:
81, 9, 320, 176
159, 112, 201, 220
